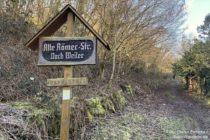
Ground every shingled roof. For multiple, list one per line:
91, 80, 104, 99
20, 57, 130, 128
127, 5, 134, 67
25, 4, 110, 50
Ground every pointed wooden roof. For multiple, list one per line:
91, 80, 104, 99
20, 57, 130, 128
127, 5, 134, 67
25, 4, 110, 50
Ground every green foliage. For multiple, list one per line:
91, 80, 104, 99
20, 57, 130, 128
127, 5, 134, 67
173, 40, 210, 95
197, 13, 210, 40
11, 102, 52, 122
87, 110, 94, 122
86, 97, 106, 117
126, 85, 134, 96
11, 101, 34, 110
10, 101, 53, 127
112, 90, 127, 110
101, 97, 116, 113
7, 101, 60, 139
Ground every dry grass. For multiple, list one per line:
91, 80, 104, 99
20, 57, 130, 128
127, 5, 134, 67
0, 14, 175, 139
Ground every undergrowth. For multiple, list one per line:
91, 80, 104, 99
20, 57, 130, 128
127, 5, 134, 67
86, 112, 144, 140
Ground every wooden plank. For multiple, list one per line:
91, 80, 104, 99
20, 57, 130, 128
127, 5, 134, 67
25, 4, 110, 51
39, 36, 94, 41
25, 7, 69, 50
60, 88, 71, 140
67, 5, 110, 50
47, 77, 88, 86
60, 12, 74, 140
60, 67, 72, 140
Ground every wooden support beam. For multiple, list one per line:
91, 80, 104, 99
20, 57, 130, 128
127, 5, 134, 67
47, 77, 88, 87
60, 12, 74, 140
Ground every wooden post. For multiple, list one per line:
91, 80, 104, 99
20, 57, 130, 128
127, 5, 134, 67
60, 12, 74, 140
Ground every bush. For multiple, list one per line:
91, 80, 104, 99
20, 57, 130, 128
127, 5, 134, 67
173, 40, 210, 95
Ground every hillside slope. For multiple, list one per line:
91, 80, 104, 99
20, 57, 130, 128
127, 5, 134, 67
85, 80, 210, 140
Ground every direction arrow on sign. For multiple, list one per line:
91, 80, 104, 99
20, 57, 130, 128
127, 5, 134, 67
47, 77, 88, 87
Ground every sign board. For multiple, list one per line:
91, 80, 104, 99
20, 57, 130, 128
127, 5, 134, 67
38, 37, 96, 65
47, 77, 88, 87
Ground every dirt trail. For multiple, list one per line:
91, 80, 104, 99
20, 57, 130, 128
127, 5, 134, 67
86, 80, 210, 140
168, 81, 210, 130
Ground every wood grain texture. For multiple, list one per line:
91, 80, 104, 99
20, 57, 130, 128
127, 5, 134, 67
47, 77, 88, 86
60, 12, 74, 140
25, 4, 110, 50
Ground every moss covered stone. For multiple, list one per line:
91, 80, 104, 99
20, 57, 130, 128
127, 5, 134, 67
87, 110, 94, 122
86, 97, 106, 117
10, 102, 52, 125
10, 102, 34, 110
126, 85, 134, 96
101, 97, 115, 113
112, 90, 127, 110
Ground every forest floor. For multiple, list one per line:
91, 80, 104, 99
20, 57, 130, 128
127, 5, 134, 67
85, 80, 210, 140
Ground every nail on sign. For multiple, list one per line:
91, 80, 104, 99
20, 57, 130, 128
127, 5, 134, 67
38, 37, 96, 65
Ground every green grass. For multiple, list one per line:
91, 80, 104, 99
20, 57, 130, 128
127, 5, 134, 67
157, 116, 198, 139
89, 113, 144, 140
10, 101, 52, 125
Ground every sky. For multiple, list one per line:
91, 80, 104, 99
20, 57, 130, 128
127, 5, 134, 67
185, 0, 210, 37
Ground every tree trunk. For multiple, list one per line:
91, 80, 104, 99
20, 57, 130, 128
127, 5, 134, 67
99, 51, 107, 79
109, 50, 117, 87
117, 51, 122, 76
188, 76, 193, 91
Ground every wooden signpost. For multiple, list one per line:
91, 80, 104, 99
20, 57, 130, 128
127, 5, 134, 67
25, 4, 110, 140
